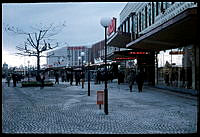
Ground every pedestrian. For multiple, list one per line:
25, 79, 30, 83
136, 70, 144, 92
70, 71, 73, 86
75, 71, 79, 86
55, 71, 59, 84
128, 70, 136, 92
6, 74, 11, 87
81, 72, 85, 88
40, 73, 45, 89
12, 73, 17, 87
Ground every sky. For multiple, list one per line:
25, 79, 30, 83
2, 2, 127, 68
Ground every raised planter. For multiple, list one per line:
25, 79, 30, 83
21, 81, 54, 87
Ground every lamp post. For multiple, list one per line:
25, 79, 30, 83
100, 17, 112, 115
81, 52, 85, 89
88, 50, 90, 96
78, 56, 81, 67
27, 60, 30, 81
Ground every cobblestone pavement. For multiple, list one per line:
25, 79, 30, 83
2, 80, 197, 134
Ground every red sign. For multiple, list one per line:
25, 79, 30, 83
108, 17, 116, 36
114, 57, 137, 60
97, 91, 104, 104
128, 52, 150, 55
67, 46, 85, 50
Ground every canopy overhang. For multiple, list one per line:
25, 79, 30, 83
126, 8, 198, 51
107, 31, 132, 48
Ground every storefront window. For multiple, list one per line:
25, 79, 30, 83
157, 46, 194, 89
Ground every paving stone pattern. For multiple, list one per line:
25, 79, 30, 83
2, 81, 197, 134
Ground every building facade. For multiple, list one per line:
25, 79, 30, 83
107, 2, 199, 94
47, 46, 89, 68
90, 40, 120, 65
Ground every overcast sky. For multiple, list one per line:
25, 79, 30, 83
2, 2, 127, 67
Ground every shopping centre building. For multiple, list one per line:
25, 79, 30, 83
47, 46, 89, 68
107, 2, 199, 94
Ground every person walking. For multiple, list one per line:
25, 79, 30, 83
55, 71, 59, 84
40, 72, 45, 89
70, 71, 73, 86
81, 72, 85, 88
12, 73, 17, 87
136, 70, 144, 92
75, 71, 79, 86
128, 70, 136, 92
6, 74, 11, 87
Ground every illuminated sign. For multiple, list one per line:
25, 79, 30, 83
128, 52, 150, 55
169, 51, 185, 55
67, 46, 85, 50
114, 57, 137, 60
108, 17, 116, 36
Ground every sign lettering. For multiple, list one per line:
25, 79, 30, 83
108, 17, 116, 36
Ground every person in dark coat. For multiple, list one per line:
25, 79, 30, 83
12, 73, 17, 87
40, 73, 45, 89
6, 74, 11, 87
70, 71, 73, 86
128, 70, 136, 92
136, 70, 144, 92
75, 72, 79, 86
55, 71, 59, 84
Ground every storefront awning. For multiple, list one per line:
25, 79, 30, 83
108, 49, 152, 60
107, 31, 132, 48
126, 8, 198, 51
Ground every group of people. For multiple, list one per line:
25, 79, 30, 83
6, 73, 23, 87
5, 69, 145, 92
127, 69, 145, 92
54, 71, 85, 87
95, 70, 114, 84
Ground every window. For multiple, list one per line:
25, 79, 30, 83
161, 2, 164, 13
156, 2, 159, 16
141, 9, 145, 30
145, 6, 148, 28
157, 46, 194, 89
148, 4, 152, 26
152, 2, 155, 24
139, 13, 141, 32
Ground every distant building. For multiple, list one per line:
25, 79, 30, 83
2, 62, 8, 78
47, 46, 90, 68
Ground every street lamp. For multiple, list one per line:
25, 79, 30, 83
87, 50, 90, 96
78, 56, 81, 67
100, 17, 112, 115
81, 52, 85, 89
27, 60, 30, 82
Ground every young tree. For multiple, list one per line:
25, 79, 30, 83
4, 22, 66, 81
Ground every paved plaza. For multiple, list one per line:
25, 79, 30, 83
2, 79, 198, 134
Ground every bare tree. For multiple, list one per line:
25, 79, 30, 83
4, 22, 66, 80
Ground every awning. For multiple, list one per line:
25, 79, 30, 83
108, 49, 153, 60
107, 31, 132, 48
126, 7, 198, 51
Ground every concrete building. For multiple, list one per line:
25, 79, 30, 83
107, 2, 199, 94
47, 46, 90, 68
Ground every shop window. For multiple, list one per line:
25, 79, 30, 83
157, 46, 194, 90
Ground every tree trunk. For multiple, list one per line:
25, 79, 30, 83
36, 54, 40, 81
